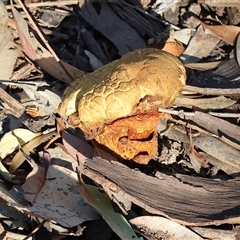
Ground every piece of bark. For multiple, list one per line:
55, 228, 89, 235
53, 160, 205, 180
79, 2, 145, 55
83, 157, 240, 226
0, 87, 25, 118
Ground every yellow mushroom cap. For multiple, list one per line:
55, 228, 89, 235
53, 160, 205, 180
59, 48, 186, 140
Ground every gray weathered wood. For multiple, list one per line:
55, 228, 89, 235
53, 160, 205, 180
83, 157, 240, 226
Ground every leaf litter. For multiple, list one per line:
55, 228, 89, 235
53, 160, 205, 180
0, 0, 240, 239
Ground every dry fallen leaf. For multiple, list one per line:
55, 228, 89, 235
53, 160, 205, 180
180, 25, 221, 64
84, 50, 103, 70
9, 131, 55, 173
12, 6, 84, 84
16, 163, 99, 227
189, 129, 209, 174
174, 95, 236, 110
0, 128, 41, 159
0, 2, 19, 80
173, 28, 196, 45
197, 18, 240, 46
130, 216, 203, 240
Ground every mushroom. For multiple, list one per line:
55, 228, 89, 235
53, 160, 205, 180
59, 48, 186, 164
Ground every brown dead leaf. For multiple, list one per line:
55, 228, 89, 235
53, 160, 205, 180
189, 128, 210, 173
21, 160, 45, 204
196, 18, 240, 46
25, 107, 39, 118
21, 150, 51, 204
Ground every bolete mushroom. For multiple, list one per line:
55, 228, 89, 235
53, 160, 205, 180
59, 48, 186, 164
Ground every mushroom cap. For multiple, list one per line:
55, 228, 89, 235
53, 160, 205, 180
59, 48, 186, 139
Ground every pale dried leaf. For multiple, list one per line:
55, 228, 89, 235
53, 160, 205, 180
130, 216, 203, 240
15, 164, 99, 227
180, 25, 221, 64
152, 0, 182, 15
4, 231, 31, 240
184, 61, 221, 70
173, 28, 196, 45
201, 152, 237, 176
0, 162, 23, 184
0, 128, 41, 159
22, 85, 61, 114
9, 131, 55, 173
84, 50, 103, 70
21, 163, 45, 204
38, 9, 70, 28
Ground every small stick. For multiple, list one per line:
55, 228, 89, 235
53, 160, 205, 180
158, 107, 240, 119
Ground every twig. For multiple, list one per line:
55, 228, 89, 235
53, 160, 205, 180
208, 112, 240, 118
6, 0, 78, 9
158, 108, 194, 117
158, 108, 240, 118
22, 219, 47, 240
